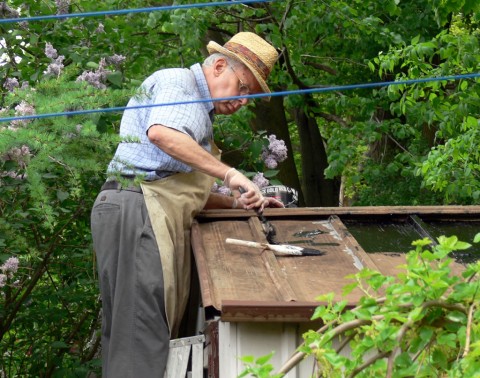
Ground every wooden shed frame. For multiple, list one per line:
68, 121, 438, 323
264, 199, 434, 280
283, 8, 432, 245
184, 206, 480, 377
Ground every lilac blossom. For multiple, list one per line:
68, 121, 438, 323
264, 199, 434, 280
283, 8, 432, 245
1, 145, 30, 179
7, 145, 31, 163
211, 182, 232, 196
252, 172, 269, 189
3, 77, 19, 92
261, 134, 288, 169
44, 43, 64, 77
107, 54, 126, 69
15, 102, 35, 117
264, 156, 278, 169
95, 23, 105, 34
45, 42, 58, 59
55, 0, 70, 15
10, 101, 35, 129
2, 257, 19, 275
1, 2, 19, 18
77, 58, 111, 89
0, 257, 20, 288
45, 56, 65, 77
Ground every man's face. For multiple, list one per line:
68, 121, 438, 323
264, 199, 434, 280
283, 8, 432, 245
211, 59, 262, 115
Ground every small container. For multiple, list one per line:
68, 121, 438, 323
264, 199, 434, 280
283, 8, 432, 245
260, 185, 299, 208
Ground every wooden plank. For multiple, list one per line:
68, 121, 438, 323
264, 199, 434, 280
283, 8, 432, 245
247, 217, 298, 302
191, 221, 215, 310
197, 206, 480, 219
327, 215, 379, 271
220, 300, 331, 322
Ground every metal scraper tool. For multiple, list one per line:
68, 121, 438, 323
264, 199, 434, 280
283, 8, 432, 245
239, 187, 277, 244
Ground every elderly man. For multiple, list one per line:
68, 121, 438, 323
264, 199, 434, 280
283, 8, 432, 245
91, 32, 280, 377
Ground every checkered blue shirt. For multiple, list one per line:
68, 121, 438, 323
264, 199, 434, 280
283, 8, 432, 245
107, 63, 215, 180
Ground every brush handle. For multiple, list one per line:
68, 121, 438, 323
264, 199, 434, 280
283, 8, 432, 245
225, 238, 304, 256
225, 238, 267, 250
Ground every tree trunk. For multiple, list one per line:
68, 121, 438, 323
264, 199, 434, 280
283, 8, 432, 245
251, 96, 304, 204
294, 105, 339, 207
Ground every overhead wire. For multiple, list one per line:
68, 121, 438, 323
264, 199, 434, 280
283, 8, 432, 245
0, 0, 274, 24
1, 72, 479, 123
0, 0, 479, 124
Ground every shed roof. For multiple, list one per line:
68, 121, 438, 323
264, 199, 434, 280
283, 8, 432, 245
191, 206, 480, 322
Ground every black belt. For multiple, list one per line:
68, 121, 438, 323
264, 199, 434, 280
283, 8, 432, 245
101, 180, 143, 194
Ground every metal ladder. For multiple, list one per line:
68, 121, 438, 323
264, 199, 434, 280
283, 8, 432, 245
164, 335, 205, 378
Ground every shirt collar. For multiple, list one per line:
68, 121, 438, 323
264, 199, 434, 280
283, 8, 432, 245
190, 63, 214, 117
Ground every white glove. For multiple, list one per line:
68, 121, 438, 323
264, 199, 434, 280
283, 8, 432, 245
224, 168, 265, 210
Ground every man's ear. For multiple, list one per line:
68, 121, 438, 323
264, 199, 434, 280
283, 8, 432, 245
213, 57, 228, 76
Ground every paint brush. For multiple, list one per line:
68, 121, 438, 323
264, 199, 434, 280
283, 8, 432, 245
225, 238, 325, 257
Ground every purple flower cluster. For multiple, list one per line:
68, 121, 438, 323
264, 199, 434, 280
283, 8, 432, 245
107, 54, 126, 69
95, 23, 105, 34
5, 145, 31, 162
76, 58, 111, 89
3, 78, 19, 92
3, 78, 29, 93
10, 101, 35, 129
1, 145, 31, 179
1, 2, 19, 18
44, 43, 65, 77
46, 56, 65, 77
45, 43, 58, 59
261, 135, 288, 169
55, 0, 70, 15
2, 257, 19, 274
211, 182, 231, 196
252, 172, 269, 188
0, 257, 19, 288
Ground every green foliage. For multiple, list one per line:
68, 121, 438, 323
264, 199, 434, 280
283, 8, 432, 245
240, 234, 480, 377
304, 234, 480, 377
0, 64, 130, 376
2, 0, 480, 375
238, 352, 284, 378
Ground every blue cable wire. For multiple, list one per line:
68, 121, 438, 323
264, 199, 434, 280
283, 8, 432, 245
0, 0, 274, 24
1, 72, 479, 123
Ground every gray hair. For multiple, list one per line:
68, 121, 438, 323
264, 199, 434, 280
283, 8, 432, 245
203, 53, 244, 69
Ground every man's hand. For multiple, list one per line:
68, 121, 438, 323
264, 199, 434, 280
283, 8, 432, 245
225, 169, 266, 210
236, 195, 285, 210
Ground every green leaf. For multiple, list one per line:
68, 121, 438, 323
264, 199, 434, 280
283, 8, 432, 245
474, 233, 480, 243
263, 169, 280, 178
446, 310, 467, 323
256, 352, 275, 366
311, 306, 328, 320
351, 308, 372, 320
86, 61, 99, 69
56, 190, 69, 201
239, 355, 255, 364
438, 332, 458, 348
107, 71, 123, 87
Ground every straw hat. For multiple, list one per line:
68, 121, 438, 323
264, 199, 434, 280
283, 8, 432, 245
207, 32, 278, 97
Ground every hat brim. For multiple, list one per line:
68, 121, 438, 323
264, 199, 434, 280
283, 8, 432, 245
207, 41, 271, 102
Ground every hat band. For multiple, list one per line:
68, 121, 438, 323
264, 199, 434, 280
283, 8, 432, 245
224, 41, 270, 80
